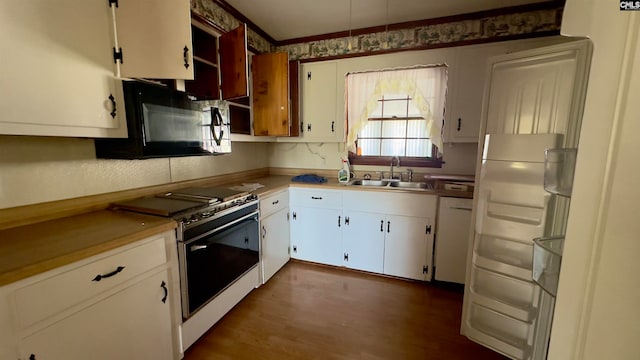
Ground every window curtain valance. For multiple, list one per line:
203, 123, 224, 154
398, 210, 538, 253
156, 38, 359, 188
345, 65, 448, 155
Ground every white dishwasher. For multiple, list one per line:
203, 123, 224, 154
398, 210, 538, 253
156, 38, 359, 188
435, 197, 473, 284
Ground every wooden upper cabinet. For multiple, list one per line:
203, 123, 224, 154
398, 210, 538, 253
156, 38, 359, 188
219, 24, 249, 100
252, 52, 290, 136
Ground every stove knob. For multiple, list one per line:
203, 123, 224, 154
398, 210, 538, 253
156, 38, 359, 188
190, 215, 199, 222
180, 218, 190, 225
201, 212, 212, 218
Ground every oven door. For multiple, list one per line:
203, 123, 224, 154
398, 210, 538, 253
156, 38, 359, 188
179, 210, 259, 318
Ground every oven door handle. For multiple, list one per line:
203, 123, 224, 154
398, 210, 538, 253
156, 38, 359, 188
184, 210, 259, 245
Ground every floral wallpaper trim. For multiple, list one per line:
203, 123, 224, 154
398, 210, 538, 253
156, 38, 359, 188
191, 0, 273, 54
277, 7, 563, 60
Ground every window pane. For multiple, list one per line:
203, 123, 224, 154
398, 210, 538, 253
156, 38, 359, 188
381, 139, 406, 156
359, 120, 382, 138
407, 101, 422, 118
406, 139, 432, 157
384, 98, 409, 118
407, 120, 427, 138
359, 139, 380, 156
369, 101, 383, 118
382, 120, 406, 138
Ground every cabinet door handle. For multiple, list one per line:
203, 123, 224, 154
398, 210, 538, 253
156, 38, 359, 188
331, 121, 335, 132
160, 281, 168, 303
387, 221, 390, 233
262, 225, 267, 239
457, 118, 461, 131
338, 215, 341, 227
380, 220, 384, 232
29, 354, 36, 360
183, 45, 190, 69
108, 94, 117, 119
92, 266, 125, 282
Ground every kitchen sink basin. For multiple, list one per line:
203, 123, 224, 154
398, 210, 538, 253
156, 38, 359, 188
350, 179, 389, 186
349, 179, 433, 190
389, 181, 431, 189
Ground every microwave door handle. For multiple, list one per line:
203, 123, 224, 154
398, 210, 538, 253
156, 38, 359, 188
210, 107, 224, 146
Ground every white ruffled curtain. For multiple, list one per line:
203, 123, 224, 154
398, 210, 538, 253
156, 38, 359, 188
346, 65, 448, 155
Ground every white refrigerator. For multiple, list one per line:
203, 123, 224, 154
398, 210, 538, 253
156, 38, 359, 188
462, 133, 563, 360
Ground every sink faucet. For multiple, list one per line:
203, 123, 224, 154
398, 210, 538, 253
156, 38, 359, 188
390, 156, 401, 180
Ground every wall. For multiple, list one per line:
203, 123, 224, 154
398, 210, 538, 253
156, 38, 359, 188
0, 136, 269, 209
269, 142, 478, 176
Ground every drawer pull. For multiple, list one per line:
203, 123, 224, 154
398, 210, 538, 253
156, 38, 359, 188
92, 266, 125, 282
272, 200, 279, 205
160, 281, 168, 303
311, 196, 323, 200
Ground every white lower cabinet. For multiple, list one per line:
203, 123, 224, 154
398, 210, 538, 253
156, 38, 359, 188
18, 270, 173, 360
341, 211, 385, 274
260, 190, 291, 283
383, 214, 434, 281
290, 206, 343, 266
1, 231, 180, 360
290, 187, 437, 281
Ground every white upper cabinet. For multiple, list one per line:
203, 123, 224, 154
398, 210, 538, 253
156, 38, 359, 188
0, 0, 193, 138
278, 61, 343, 142
444, 43, 507, 143
0, 0, 127, 138
112, 0, 194, 80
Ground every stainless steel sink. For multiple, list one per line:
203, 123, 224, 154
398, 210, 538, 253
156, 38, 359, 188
350, 179, 389, 186
349, 179, 432, 190
389, 181, 431, 189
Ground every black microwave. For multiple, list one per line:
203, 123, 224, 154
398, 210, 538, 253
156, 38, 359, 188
95, 80, 231, 159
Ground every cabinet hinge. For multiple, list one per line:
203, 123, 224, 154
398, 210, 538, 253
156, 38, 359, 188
108, 0, 118, 8
287, 212, 290, 221
425, 225, 432, 234
293, 212, 297, 220
423, 265, 429, 274
288, 246, 290, 255
307, 71, 312, 80
113, 47, 123, 64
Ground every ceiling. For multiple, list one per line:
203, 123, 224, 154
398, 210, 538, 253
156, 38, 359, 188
224, 0, 555, 41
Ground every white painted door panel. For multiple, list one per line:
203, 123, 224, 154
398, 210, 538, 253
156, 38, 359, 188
341, 211, 385, 273
0, 0, 127, 138
383, 215, 433, 281
435, 197, 473, 283
18, 270, 173, 360
262, 208, 290, 283
290, 206, 342, 266
114, 0, 193, 79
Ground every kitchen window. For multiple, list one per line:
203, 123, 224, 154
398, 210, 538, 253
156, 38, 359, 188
346, 65, 447, 167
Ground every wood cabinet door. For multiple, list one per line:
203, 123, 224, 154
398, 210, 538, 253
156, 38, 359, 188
383, 215, 433, 281
114, 0, 193, 79
252, 52, 290, 136
219, 24, 249, 100
341, 211, 385, 273
18, 270, 174, 360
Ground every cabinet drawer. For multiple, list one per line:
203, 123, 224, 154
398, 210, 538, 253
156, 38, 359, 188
290, 188, 342, 209
13, 236, 167, 330
260, 189, 289, 218
343, 190, 438, 218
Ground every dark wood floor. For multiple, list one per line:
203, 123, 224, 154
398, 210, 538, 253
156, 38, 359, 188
184, 261, 507, 360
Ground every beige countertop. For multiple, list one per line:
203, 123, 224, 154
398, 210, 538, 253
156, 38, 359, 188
0, 172, 472, 287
